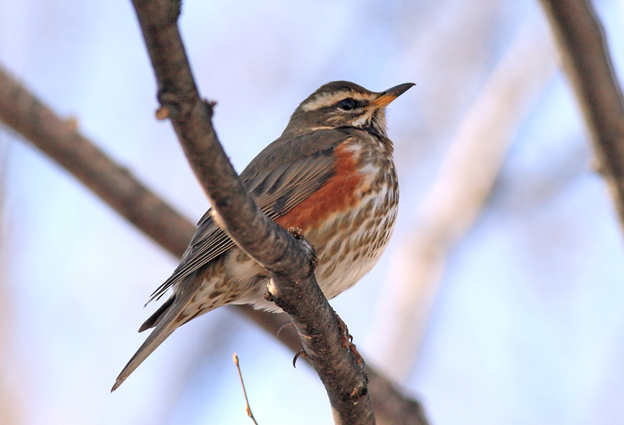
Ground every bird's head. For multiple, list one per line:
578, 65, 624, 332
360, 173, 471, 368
283, 81, 414, 137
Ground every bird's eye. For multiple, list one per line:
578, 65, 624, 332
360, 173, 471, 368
338, 98, 357, 111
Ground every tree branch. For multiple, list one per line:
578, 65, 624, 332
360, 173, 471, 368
0, 62, 428, 424
130, 1, 373, 422
539, 0, 624, 230
133, 1, 383, 422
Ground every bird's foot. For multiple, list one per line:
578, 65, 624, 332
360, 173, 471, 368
334, 311, 365, 369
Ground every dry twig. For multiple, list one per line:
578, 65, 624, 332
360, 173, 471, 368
233, 353, 259, 425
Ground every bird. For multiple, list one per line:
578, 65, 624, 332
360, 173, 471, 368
112, 80, 414, 391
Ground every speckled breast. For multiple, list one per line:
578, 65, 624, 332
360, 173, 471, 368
275, 132, 399, 299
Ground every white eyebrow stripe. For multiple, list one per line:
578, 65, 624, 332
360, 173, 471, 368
301, 92, 372, 112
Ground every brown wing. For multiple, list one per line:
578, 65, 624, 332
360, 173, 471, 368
146, 127, 356, 303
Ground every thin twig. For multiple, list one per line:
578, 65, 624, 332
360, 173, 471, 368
233, 353, 259, 425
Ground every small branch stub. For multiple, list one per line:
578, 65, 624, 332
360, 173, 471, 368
287, 227, 318, 269
264, 278, 279, 304
155, 106, 170, 120
65, 116, 79, 131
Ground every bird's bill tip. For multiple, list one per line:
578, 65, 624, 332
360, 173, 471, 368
111, 377, 124, 392
371, 82, 415, 108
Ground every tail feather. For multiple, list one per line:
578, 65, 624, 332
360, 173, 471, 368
111, 278, 201, 392
138, 295, 175, 332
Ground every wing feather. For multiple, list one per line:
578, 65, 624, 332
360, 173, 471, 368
146, 128, 355, 303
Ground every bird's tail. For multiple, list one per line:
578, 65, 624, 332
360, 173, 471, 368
111, 278, 201, 392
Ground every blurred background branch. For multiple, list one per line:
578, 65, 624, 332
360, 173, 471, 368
368, 23, 558, 382
0, 66, 195, 256
539, 0, 624, 231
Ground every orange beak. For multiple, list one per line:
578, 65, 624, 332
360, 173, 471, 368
370, 82, 415, 108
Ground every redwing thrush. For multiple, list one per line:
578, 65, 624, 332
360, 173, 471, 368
112, 81, 414, 391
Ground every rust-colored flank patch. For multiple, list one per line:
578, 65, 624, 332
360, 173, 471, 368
275, 143, 362, 231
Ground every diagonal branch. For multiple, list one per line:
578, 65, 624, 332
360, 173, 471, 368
0, 62, 428, 425
130, 1, 375, 423
539, 0, 624, 231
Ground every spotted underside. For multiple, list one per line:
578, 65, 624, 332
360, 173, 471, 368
179, 129, 398, 317
112, 80, 410, 392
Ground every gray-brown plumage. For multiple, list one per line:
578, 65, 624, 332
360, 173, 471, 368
112, 81, 414, 391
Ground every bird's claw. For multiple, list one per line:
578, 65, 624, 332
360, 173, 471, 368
292, 350, 307, 368
334, 311, 365, 368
